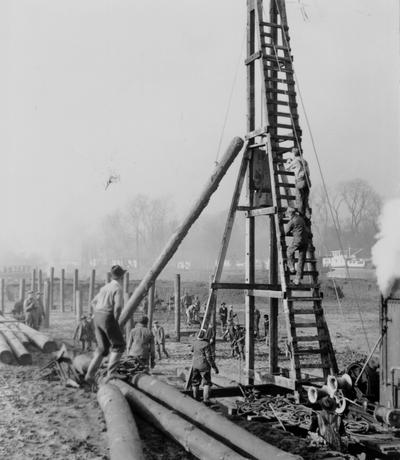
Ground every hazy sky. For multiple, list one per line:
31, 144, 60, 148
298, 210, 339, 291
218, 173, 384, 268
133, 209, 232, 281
0, 0, 398, 259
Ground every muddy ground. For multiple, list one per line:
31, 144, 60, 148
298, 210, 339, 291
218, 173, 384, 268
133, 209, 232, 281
0, 278, 379, 459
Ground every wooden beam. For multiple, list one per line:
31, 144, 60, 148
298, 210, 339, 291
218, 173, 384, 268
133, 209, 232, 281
174, 274, 181, 342
246, 289, 284, 299
211, 282, 281, 291
245, 206, 277, 217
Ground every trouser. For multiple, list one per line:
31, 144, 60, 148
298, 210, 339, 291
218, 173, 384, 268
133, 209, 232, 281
295, 183, 310, 217
287, 241, 308, 280
156, 343, 169, 359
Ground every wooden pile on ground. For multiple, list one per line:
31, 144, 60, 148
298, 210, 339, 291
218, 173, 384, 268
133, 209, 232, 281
0, 314, 57, 365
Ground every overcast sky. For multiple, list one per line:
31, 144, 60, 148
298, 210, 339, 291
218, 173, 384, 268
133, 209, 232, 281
0, 0, 398, 259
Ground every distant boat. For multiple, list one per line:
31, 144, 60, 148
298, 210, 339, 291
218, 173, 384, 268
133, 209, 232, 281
322, 248, 367, 269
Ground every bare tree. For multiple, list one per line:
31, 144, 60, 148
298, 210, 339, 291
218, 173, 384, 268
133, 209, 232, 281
339, 178, 381, 234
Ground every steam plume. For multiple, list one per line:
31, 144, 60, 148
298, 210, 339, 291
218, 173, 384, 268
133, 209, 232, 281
372, 198, 400, 298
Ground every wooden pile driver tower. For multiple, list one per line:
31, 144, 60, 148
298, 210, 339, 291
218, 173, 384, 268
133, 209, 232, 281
198, 0, 338, 392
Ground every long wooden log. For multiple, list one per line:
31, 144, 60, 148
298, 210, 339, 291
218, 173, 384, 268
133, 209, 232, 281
113, 380, 247, 460
130, 374, 301, 460
0, 332, 13, 364
17, 323, 57, 352
97, 383, 145, 460
119, 137, 245, 326
1, 327, 32, 365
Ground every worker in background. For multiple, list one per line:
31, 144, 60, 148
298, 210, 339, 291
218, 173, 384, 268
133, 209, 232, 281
191, 328, 219, 404
218, 302, 228, 334
152, 320, 169, 360
231, 325, 245, 359
285, 207, 309, 286
309, 396, 345, 451
35, 292, 45, 329
193, 295, 201, 322
73, 315, 93, 352
84, 265, 126, 384
24, 290, 37, 329
12, 299, 24, 320
263, 314, 270, 342
127, 315, 155, 369
186, 303, 196, 326
227, 305, 237, 325
254, 308, 261, 338
285, 147, 311, 218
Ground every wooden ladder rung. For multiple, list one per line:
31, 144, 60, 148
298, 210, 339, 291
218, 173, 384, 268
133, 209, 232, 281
292, 308, 315, 314
287, 284, 320, 290
261, 21, 288, 30
267, 77, 295, 85
264, 65, 294, 74
277, 182, 295, 188
295, 322, 317, 328
295, 348, 323, 355
271, 134, 297, 141
261, 32, 274, 38
290, 297, 321, 302
278, 194, 296, 200
293, 335, 320, 342
298, 363, 327, 370
302, 270, 319, 276
264, 55, 293, 64
275, 123, 301, 130
276, 112, 299, 118
262, 43, 291, 52
266, 88, 296, 96
276, 170, 295, 176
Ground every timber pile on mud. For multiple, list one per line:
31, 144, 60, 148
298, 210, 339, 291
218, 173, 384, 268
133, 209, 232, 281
0, 315, 57, 365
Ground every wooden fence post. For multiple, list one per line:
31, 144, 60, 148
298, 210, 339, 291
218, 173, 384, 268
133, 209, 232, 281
31, 268, 37, 292
38, 269, 43, 295
123, 271, 130, 295
124, 293, 133, 342
19, 279, 26, 302
89, 269, 96, 314
174, 274, 181, 342
73, 269, 79, 313
148, 284, 155, 329
76, 290, 83, 321
0, 279, 4, 314
49, 267, 54, 311
60, 269, 65, 312
44, 280, 50, 328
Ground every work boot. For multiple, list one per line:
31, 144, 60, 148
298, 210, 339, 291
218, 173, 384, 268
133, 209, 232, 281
84, 351, 103, 383
287, 263, 296, 274
293, 277, 301, 286
203, 385, 211, 405
106, 351, 122, 377
192, 386, 200, 401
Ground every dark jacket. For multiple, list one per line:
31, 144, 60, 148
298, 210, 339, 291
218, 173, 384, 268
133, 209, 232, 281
192, 339, 215, 372
286, 214, 308, 245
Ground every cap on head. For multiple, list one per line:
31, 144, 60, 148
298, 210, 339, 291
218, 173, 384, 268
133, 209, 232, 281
110, 265, 126, 279
139, 315, 149, 325
153, 320, 159, 325
221, 302, 226, 306
80, 315, 87, 320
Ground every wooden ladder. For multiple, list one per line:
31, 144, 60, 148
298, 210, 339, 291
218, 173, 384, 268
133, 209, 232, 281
251, 0, 338, 384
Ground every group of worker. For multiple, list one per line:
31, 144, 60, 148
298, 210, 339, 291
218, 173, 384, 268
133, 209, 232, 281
284, 147, 312, 285
83, 265, 169, 384
11, 290, 46, 330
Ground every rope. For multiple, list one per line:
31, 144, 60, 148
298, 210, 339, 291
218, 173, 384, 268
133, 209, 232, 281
272, 0, 371, 351
214, 28, 246, 165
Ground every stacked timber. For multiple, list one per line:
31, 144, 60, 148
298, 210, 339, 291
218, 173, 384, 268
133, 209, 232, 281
110, 375, 301, 460
0, 315, 57, 364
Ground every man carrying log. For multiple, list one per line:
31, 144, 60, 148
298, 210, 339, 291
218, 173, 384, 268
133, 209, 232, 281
192, 328, 219, 404
85, 265, 126, 384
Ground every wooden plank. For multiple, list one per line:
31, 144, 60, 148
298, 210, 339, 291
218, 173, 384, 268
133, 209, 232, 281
261, 21, 288, 30
266, 88, 296, 96
293, 335, 320, 342
211, 282, 281, 291
245, 125, 269, 139
244, 50, 263, 65
264, 65, 294, 74
295, 322, 317, 328
200, 152, 249, 332
174, 274, 181, 342
245, 206, 277, 217
262, 43, 291, 52
247, 289, 284, 299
